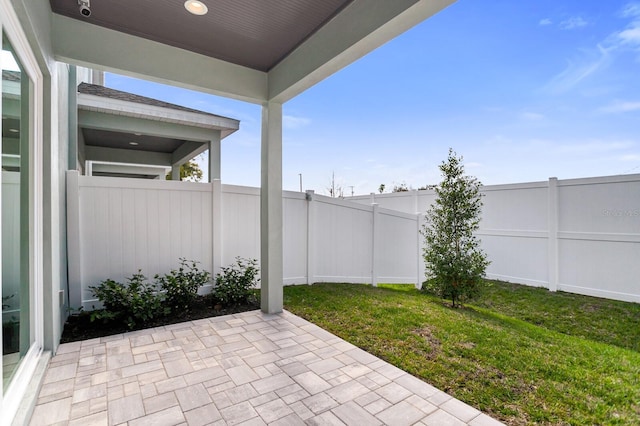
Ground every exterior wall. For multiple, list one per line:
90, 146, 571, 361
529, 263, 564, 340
67, 174, 421, 309
351, 174, 640, 303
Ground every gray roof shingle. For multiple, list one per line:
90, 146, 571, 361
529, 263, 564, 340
78, 83, 230, 119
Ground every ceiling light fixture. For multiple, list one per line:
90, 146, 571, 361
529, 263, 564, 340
9, 128, 19, 133
184, 0, 208, 15
129, 142, 139, 146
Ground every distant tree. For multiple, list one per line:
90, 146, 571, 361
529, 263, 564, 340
392, 182, 410, 192
418, 184, 437, 191
378, 184, 386, 194
421, 149, 489, 307
166, 159, 203, 182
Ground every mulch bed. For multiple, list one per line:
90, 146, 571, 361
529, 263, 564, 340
60, 295, 259, 343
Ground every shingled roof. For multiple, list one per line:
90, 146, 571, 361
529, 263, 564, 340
78, 83, 226, 119
2, 70, 21, 82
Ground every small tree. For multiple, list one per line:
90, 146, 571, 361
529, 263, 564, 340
421, 149, 489, 307
166, 159, 203, 182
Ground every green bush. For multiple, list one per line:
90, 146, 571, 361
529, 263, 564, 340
213, 257, 259, 307
156, 258, 211, 312
89, 271, 166, 329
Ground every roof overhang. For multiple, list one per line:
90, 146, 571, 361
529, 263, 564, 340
44, 0, 456, 104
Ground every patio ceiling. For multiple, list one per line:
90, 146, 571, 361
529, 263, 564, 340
43, 0, 457, 103
49, 0, 353, 73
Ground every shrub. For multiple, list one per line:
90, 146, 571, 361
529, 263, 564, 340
155, 258, 210, 312
89, 271, 166, 329
213, 257, 259, 307
421, 149, 490, 307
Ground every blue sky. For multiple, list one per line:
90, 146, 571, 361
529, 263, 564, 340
106, 0, 640, 195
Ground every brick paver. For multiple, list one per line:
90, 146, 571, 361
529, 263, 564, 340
29, 310, 504, 425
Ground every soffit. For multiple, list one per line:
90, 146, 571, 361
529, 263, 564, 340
48, 0, 353, 72
82, 128, 184, 153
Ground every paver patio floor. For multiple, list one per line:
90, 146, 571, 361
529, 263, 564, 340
29, 310, 503, 426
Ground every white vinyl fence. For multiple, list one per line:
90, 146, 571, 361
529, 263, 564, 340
66, 171, 419, 309
351, 174, 640, 303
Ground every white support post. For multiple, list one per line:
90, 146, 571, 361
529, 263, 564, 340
306, 190, 315, 285
212, 179, 223, 278
548, 177, 559, 292
66, 170, 83, 309
208, 136, 221, 182
372, 203, 380, 287
260, 102, 283, 313
171, 165, 180, 181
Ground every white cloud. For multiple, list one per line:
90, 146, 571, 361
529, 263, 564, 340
559, 16, 589, 30
557, 140, 634, 155
619, 153, 640, 161
618, 26, 640, 45
598, 100, 640, 113
621, 2, 640, 18
544, 4, 640, 93
544, 45, 612, 94
539, 18, 552, 26
283, 115, 311, 129
520, 112, 545, 121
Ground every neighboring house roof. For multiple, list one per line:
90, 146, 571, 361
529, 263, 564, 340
76, 82, 240, 172
78, 83, 226, 118
77, 83, 239, 137
2, 70, 21, 82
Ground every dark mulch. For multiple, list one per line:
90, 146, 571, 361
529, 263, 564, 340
61, 294, 259, 343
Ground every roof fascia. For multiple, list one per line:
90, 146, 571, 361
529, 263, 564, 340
267, 0, 456, 103
78, 92, 239, 134
51, 14, 268, 104
77, 110, 222, 142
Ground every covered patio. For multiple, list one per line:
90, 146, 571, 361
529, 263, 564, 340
28, 310, 502, 426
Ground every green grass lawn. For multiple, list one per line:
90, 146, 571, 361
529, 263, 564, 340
283, 281, 640, 426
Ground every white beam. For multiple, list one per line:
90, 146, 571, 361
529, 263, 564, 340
51, 14, 268, 104
78, 110, 217, 142
171, 141, 207, 166
268, 0, 456, 102
84, 146, 171, 166
260, 102, 283, 314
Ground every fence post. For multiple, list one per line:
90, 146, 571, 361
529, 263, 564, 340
416, 213, 425, 290
212, 179, 223, 278
66, 170, 83, 309
548, 177, 559, 292
306, 190, 315, 285
372, 203, 380, 286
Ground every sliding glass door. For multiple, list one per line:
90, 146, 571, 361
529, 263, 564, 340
2, 29, 33, 392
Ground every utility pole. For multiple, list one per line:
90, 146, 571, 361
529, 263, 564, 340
299, 173, 303, 192
348, 185, 354, 197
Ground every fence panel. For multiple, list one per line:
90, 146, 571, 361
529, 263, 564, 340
376, 208, 419, 284
73, 175, 214, 308
311, 197, 374, 283
350, 175, 640, 303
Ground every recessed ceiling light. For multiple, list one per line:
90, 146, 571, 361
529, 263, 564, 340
184, 0, 208, 15
129, 141, 139, 146
9, 128, 19, 133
